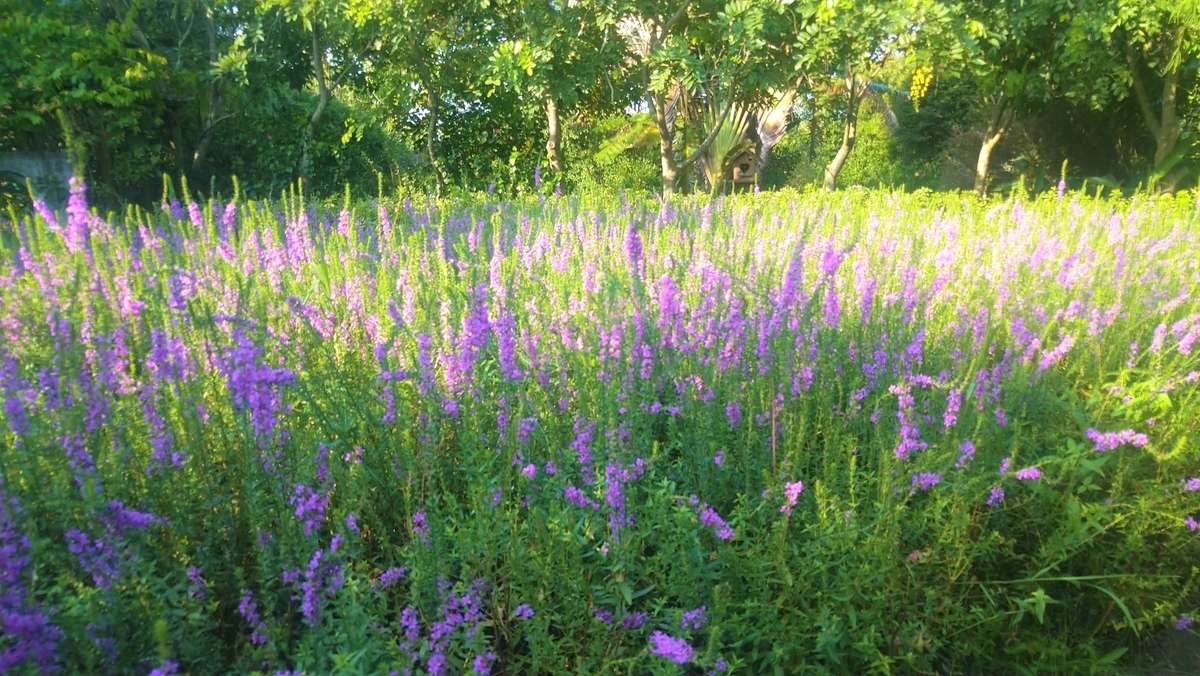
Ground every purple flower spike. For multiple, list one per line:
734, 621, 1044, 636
1015, 467, 1042, 481
649, 630, 694, 664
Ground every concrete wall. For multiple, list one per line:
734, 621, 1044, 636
0, 151, 73, 210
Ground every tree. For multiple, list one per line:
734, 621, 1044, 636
259, 0, 380, 187
485, 0, 618, 185
617, 0, 793, 194
1120, 1, 1200, 189
793, 0, 959, 191
950, 0, 1063, 195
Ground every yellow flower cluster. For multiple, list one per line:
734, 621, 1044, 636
910, 66, 932, 111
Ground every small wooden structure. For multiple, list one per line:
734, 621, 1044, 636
730, 147, 758, 184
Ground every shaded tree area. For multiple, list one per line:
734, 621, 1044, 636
3, 0, 1200, 209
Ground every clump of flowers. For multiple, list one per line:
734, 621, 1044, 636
649, 630, 694, 664
1085, 428, 1149, 452
780, 481, 803, 515
1015, 467, 1042, 481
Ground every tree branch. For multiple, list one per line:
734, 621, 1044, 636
1126, 46, 1160, 137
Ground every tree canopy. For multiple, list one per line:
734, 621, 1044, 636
2, 0, 1198, 205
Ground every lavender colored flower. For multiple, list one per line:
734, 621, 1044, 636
995, 408, 1007, 426
413, 511, 430, 544
1185, 516, 1199, 532
1184, 478, 1200, 492
1014, 467, 1042, 481
943, 388, 962, 429
725, 401, 741, 429
1177, 616, 1195, 631
223, 331, 296, 444
714, 450, 725, 468
521, 463, 537, 480
682, 606, 708, 630
780, 481, 803, 515
290, 484, 329, 537
0, 488, 63, 672
148, 660, 179, 676
378, 567, 408, 589
187, 567, 206, 598
649, 630, 694, 664
564, 485, 599, 510
1085, 428, 1149, 452
999, 458, 1011, 474
620, 611, 647, 629
986, 486, 1005, 507
472, 651, 495, 675
513, 603, 534, 621
955, 439, 976, 470
625, 222, 643, 273
697, 502, 735, 540
911, 472, 941, 491
238, 591, 269, 646
593, 608, 614, 625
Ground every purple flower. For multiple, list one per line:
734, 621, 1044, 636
943, 388, 962, 429
1085, 428, 1149, 452
955, 439, 976, 470
222, 331, 296, 445
911, 472, 941, 492
0, 488, 63, 672
725, 401, 741, 429
521, 463, 537, 480
472, 651, 495, 675
649, 630, 694, 664
995, 408, 1007, 426
187, 567, 205, 598
620, 611, 647, 629
593, 608, 614, 625
564, 485, 599, 510
413, 511, 430, 544
1015, 467, 1042, 481
697, 502, 735, 540
682, 606, 708, 630
1184, 478, 1200, 492
780, 481, 803, 515
714, 450, 725, 468
1185, 516, 1199, 532
148, 660, 179, 676
625, 223, 643, 273
999, 458, 1011, 475
513, 603, 534, 621
1177, 616, 1195, 631
378, 567, 407, 589
986, 486, 1005, 507
290, 484, 329, 537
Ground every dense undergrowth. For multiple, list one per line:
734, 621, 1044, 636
1, 185, 1198, 675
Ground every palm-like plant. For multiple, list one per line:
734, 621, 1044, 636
698, 99, 752, 193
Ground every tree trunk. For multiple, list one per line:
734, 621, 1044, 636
299, 22, 332, 187
974, 94, 1012, 196
651, 90, 680, 194
190, 3, 225, 183
823, 76, 859, 191
544, 93, 563, 177
1129, 33, 1184, 190
424, 84, 446, 198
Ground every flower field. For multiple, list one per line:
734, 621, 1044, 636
1, 183, 1199, 675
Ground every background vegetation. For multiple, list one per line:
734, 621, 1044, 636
3, 0, 1200, 208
